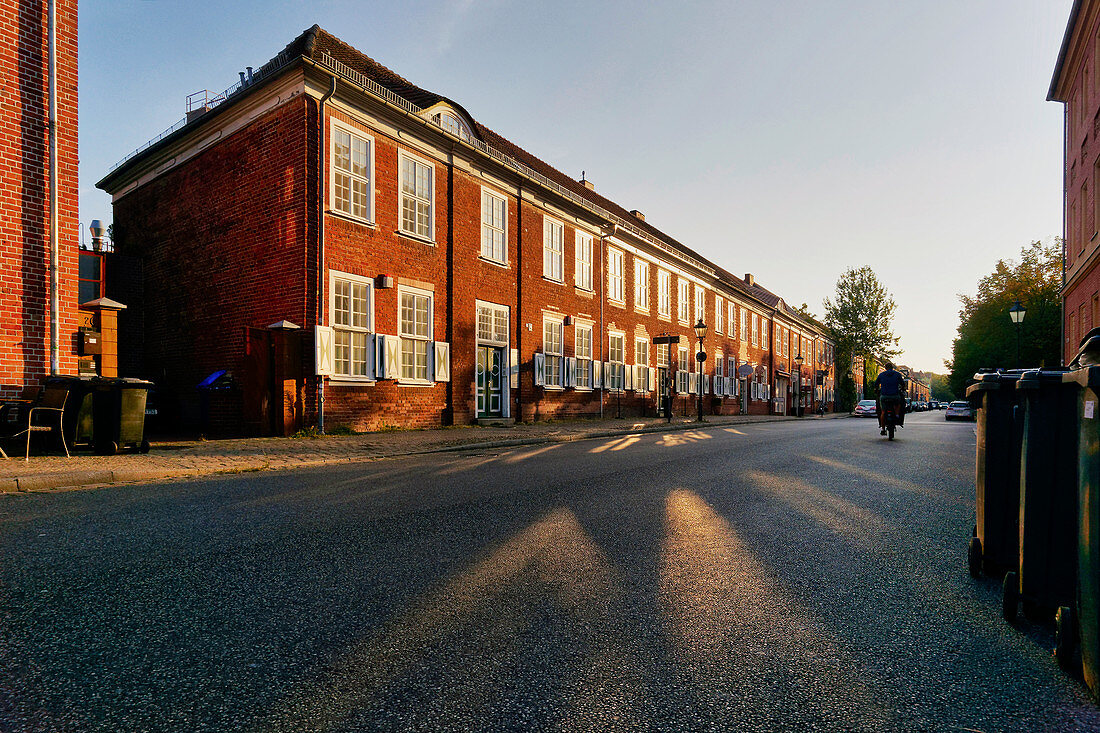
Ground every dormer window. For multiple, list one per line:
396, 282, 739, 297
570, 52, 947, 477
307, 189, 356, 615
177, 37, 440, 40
428, 108, 473, 141
433, 112, 469, 140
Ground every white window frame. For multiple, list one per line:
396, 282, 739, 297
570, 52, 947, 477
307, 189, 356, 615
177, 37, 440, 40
634, 259, 650, 311
329, 270, 374, 381
608, 331, 626, 391
476, 301, 509, 346
752, 313, 759, 347
729, 302, 737, 339
658, 269, 672, 317
608, 247, 625, 303
330, 120, 374, 224
635, 338, 649, 393
575, 322, 593, 389
762, 318, 769, 350
575, 231, 594, 291
715, 296, 724, 334
678, 279, 690, 323
740, 308, 747, 341
694, 286, 705, 323
480, 187, 507, 264
398, 285, 433, 383
543, 315, 565, 388
543, 216, 565, 282
398, 150, 435, 242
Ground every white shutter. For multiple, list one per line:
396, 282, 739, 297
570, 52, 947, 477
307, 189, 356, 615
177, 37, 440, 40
592, 360, 602, 389
380, 334, 401, 379
432, 341, 450, 382
534, 352, 545, 387
649, 368, 657, 392
624, 363, 634, 391
605, 362, 613, 390
688, 373, 697, 393
510, 348, 519, 388
314, 326, 334, 376
564, 357, 576, 388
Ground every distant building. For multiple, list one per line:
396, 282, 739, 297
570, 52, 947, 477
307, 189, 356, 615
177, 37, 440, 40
98, 26, 837, 435
1050, 1, 1100, 363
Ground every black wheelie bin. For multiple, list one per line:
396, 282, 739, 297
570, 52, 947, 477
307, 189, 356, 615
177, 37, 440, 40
44, 375, 97, 449
1000, 369, 1077, 624
966, 370, 1026, 579
92, 378, 154, 455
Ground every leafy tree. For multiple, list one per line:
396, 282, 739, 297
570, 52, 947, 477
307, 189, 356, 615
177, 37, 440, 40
946, 239, 1062, 396
929, 373, 954, 401
823, 267, 900, 410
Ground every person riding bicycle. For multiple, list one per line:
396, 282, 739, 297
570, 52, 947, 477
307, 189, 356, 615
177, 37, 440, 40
874, 362, 907, 436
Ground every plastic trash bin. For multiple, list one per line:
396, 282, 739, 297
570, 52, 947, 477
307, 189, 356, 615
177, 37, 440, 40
44, 375, 98, 449
92, 378, 154, 455
966, 370, 1026, 579
1000, 369, 1077, 624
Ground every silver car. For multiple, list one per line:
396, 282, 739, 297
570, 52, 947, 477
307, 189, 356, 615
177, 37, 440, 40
854, 399, 877, 417
945, 401, 974, 421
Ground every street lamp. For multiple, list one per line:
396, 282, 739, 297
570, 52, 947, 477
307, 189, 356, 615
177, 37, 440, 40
794, 352, 804, 417
694, 318, 708, 422
1008, 299, 1026, 369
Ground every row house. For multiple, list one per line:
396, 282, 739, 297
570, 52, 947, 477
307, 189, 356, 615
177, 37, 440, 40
1051, 1, 1100, 363
97, 26, 835, 435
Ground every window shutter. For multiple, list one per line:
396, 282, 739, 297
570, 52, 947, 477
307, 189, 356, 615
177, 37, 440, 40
649, 368, 657, 392
624, 363, 633, 391
688, 372, 697, 394
605, 362, 613, 390
380, 334, 401, 379
432, 341, 450, 382
534, 352, 545, 387
510, 348, 519, 388
314, 326, 334, 376
564, 357, 576, 388
592, 360, 602, 389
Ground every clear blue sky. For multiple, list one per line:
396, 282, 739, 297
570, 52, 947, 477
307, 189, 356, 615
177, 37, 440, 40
80, 0, 1073, 372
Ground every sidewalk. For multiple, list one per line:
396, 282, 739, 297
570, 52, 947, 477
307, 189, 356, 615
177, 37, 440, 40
0, 411, 851, 493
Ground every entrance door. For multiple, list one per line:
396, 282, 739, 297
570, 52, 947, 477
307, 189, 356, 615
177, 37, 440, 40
476, 345, 503, 418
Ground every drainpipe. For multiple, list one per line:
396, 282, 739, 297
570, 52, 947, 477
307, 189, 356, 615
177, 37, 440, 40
516, 185, 522, 419
317, 76, 337, 432
48, 0, 58, 375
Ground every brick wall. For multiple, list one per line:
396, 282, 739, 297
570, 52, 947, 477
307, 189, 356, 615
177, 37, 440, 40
111, 97, 311, 432
0, 0, 80, 397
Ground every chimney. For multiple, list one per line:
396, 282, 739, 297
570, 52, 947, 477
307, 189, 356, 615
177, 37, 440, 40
744, 273, 755, 287
579, 171, 594, 191
630, 210, 645, 222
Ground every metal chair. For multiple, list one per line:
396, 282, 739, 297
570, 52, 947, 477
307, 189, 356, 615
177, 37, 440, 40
11, 386, 70, 461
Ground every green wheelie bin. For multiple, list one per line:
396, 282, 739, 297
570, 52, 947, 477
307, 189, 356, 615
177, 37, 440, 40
966, 371, 1025, 579
1001, 369, 1077, 624
92, 378, 154, 455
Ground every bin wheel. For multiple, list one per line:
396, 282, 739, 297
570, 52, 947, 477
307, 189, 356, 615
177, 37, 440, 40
1055, 605, 1079, 674
139, 440, 151, 454
967, 536, 982, 578
1002, 572, 1019, 623
1023, 600, 1052, 623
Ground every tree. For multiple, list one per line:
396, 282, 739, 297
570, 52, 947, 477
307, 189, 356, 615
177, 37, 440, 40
823, 267, 900, 410
929, 373, 954, 402
946, 239, 1062, 397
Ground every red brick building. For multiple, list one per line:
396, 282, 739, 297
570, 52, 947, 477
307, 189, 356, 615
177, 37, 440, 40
98, 26, 835, 435
0, 0, 81, 397
1051, 1, 1100, 363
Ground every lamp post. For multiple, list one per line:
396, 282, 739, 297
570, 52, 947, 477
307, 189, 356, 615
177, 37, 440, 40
1008, 299, 1026, 369
794, 353, 804, 417
694, 318, 708, 422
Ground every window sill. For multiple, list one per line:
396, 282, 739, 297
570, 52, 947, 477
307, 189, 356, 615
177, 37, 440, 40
542, 384, 564, 391
608, 299, 625, 308
479, 256, 510, 269
397, 378, 435, 387
328, 376, 377, 385
396, 230, 436, 246
542, 275, 565, 285
327, 209, 377, 228
634, 307, 650, 316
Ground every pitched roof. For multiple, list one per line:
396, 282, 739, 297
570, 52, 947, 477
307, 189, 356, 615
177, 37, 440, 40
107, 24, 833, 333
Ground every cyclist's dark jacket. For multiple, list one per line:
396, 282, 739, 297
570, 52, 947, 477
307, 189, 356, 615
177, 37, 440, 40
875, 369, 905, 397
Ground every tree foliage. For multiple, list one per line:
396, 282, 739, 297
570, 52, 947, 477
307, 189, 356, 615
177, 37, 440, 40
823, 266, 901, 361
946, 240, 1062, 397
823, 267, 900, 411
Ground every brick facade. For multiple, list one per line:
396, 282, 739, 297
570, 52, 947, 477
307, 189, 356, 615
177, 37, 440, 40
99, 26, 835, 434
0, 0, 80, 398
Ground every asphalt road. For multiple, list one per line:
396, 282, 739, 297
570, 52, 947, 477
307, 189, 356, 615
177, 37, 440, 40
1, 411, 1098, 732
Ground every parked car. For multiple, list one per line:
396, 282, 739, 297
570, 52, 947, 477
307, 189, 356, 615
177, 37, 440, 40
945, 400, 974, 421
854, 399, 877, 417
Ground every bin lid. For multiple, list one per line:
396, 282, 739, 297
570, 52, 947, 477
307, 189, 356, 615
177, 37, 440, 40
1064, 366, 1100, 389
1016, 369, 1072, 390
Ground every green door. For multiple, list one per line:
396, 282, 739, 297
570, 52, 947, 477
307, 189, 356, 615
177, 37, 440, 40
477, 346, 503, 418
